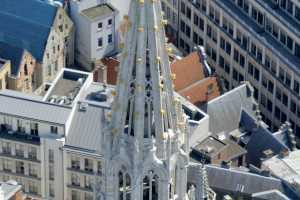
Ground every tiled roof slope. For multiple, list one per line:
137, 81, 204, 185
171, 52, 220, 106
0, 0, 57, 62
171, 52, 206, 91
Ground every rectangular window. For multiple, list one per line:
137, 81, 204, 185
84, 159, 93, 172
108, 34, 113, 44
108, 18, 112, 26
286, 36, 293, 50
16, 161, 25, 174
49, 165, 54, 180
29, 146, 37, 160
49, 183, 55, 197
48, 65, 51, 76
98, 22, 103, 29
29, 163, 37, 177
49, 149, 54, 163
290, 99, 297, 114
294, 80, 300, 94
199, 17, 204, 30
30, 123, 39, 136
71, 156, 80, 170
181, 2, 186, 14
98, 37, 103, 48
50, 126, 58, 134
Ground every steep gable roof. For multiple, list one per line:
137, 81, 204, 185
171, 52, 206, 91
0, 42, 25, 76
206, 83, 256, 135
0, 0, 57, 62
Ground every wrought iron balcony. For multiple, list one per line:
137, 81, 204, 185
0, 128, 40, 145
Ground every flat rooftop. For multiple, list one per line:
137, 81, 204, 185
81, 4, 114, 20
193, 136, 226, 156
46, 69, 89, 106
80, 82, 114, 108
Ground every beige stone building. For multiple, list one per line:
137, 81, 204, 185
0, 58, 10, 90
0, 0, 74, 94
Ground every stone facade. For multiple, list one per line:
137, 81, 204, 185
7, 51, 37, 93
0, 58, 10, 90
37, 6, 74, 87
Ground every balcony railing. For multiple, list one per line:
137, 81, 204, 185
2, 148, 11, 155
15, 150, 24, 158
0, 129, 40, 145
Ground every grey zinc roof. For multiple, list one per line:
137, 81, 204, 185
66, 104, 106, 153
206, 165, 285, 196
0, 93, 71, 125
206, 83, 255, 135
0, 89, 43, 101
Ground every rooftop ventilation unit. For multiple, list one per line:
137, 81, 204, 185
91, 91, 107, 102
204, 146, 214, 153
49, 95, 58, 103
79, 102, 88, 112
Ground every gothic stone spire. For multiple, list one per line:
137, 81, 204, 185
110, 0, 182, 155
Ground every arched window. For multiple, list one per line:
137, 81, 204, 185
142, 171, 159, 200
119, 169, 131, 200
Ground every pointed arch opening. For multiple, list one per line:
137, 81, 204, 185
142, 172, 159, 200
118, 168, 131, 200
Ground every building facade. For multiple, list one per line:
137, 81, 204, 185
0, 1, 217, 199
0, 58, 10, 91
161, 0, 300, 136
70, 0, 117, 71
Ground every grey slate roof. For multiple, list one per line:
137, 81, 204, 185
0, 0, 57, 62
206, 83, 256, 135
206, 165, 286, 196
245, 126, 288, 167
0, 42, 24, 76
66, 104, 106, 153
0, 93, 71, 125
252, 190, 291, 200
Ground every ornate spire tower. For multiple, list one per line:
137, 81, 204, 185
106, 0, 189, 199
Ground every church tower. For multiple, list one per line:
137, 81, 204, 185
106, 0, 190, 199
